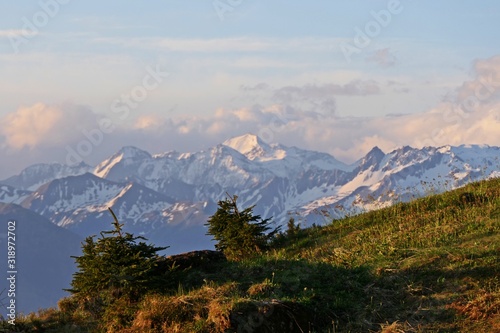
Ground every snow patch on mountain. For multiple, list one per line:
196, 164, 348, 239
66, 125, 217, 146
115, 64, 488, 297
0, 184, 32, 204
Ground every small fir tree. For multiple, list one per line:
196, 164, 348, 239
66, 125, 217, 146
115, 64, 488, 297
205, 195, 280, 260
68, 208, 168, 302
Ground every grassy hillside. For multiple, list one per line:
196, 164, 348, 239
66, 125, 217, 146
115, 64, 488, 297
3, 177, 500, 332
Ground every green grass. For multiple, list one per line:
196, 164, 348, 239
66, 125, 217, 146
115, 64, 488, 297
4, 177, 500, 332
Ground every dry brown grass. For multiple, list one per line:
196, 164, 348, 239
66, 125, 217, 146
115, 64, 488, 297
247, 278, 275, 297
128, 282, 239, 333
448, 291, 500, 320
378, 320, 422, 333
379, 321, 406, 333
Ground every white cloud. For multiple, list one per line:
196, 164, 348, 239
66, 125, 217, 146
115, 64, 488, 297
0, 103, 99, 150
134, 114, 165, 130
455, 55, 500, 105
0, 29, 38, 38
92, 36, 340, 54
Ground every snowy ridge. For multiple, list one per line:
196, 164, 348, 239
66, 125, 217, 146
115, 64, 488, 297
3, 134, 500, 248
222, 133, 351, 176
20, 173, 174, 232
1, 162, 92, 191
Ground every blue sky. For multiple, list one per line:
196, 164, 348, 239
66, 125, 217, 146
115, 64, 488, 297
0, 1, 499, 178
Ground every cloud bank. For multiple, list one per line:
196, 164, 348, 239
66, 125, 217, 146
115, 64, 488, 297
1, 56, 499, 179
1, 103, 97, 150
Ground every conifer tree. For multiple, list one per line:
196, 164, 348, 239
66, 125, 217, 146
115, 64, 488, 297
68, 208, 168, 302
205, 195, 280, 260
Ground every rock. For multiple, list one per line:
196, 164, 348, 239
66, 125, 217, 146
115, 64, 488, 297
160, 250, 226, 271
230, 299, 325, 333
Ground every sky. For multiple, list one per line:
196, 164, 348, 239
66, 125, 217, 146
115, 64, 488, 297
0, 0, 499, 179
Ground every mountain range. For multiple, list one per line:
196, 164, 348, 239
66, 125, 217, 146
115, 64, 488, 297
1, 133, 499, 313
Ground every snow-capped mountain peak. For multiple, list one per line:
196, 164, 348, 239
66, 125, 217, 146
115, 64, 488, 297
357, 146, 385, 171
94, 146, 152, 179
223, 133, 266, 154
222, 133, 279, 160
118, 146, 152, 160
